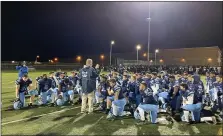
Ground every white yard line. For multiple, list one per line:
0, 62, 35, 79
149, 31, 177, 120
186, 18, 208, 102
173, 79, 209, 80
2, 106, 81, 126
1, 81, 14, 84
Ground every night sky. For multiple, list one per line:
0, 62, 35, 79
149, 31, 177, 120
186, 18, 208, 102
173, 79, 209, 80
1, 1, 222, 61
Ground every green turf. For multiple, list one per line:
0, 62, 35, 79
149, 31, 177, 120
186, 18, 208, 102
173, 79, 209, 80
1, 71, 222, 135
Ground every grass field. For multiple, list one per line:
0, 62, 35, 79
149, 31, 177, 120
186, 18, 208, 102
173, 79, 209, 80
1, 71, 222, 135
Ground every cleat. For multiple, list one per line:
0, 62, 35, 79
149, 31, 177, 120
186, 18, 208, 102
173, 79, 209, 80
28, 103, 33, 108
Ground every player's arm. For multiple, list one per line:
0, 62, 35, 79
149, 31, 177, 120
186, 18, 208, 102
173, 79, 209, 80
16, 66, 21, 71
28, 80, 33, 91
98, 85, 102, 93
107, 87, 114, 95
16, 84, 20, 98
68, 82, 73, 90
58, 83, 62, 94
114, 89, 120, 100
185, 94, 194, 104
92, 65, 100, 78
15, 80, 20, 98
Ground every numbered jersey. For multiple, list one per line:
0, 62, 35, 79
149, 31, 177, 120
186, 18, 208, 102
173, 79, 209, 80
38, 78, 52, 92
59, 80, 73, 92
15, 78, 32, 93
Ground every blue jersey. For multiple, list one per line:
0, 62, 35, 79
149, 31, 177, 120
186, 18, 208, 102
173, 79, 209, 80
213, 81, 223, 94
168, 80, 180, 97
187, 81, 196, 92
128, 81, 137, 98
59, 80, 73, 92
141, 88, 158, 105
68, 76, 78, 87
38, 78, 52, 92
207, 77, 216, 90
111, 84, 124, 100
143, 77, 151, 89
49, 77, 57, 88
16, 66, 28, 78
121, 79, 129, 94
179, 77, 188, 84
98, 82, 109, 97
15, 78, 32, 93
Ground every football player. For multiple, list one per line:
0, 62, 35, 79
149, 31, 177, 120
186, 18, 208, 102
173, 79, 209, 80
134, 81, 159, 125
180, 83, 202, 124
16, 62, 28, 79
58, 78, 74, 105
95, 75, 109, 111
15, 74, 37, 108
106, 78, 126, 121
37, 74, 52, 106
48, 71, 59, 106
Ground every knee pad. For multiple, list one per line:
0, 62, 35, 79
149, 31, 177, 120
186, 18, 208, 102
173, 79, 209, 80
68, 90, 74, 95
56, 99, 63, 106
13, 99, 23, 110
134, 110, 141, 120
47, 95, 52, 102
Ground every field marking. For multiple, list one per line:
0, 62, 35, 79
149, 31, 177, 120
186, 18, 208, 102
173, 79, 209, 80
2, 106, 81, 126
72, 113, 87, 123
1, 81, 15, 84
217, 127, 222, 136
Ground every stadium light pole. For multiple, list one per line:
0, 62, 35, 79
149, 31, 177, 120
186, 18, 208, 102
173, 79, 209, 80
110, 40, 115, 66
36, 55, 40, 62
136, 45, 141, 65
155, 49, 159, 65
146, 2, 151, 63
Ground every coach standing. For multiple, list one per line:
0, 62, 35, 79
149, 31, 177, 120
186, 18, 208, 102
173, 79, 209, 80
16, 62, 29, 79
79, 59, 100, 114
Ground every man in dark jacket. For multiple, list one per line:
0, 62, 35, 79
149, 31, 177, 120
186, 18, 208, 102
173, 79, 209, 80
79, 59, 100, 114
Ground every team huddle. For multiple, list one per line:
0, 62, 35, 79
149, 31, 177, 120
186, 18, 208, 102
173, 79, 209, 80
14, 60, 222, 125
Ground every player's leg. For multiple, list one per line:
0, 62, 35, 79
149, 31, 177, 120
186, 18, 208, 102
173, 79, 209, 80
19, 92, 25, 107
28, 90, 38, 107
106, 96, 114, 114
81, 93, 88, 113
50, 88, 58, 104
87, 91, 94, 114
68, 90, 74, 103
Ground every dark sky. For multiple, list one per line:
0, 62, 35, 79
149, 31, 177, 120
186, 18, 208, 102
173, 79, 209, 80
1, 1, 222, 61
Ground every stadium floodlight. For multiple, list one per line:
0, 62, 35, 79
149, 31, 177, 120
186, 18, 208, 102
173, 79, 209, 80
181, 58, 185, 62
136, 45, 141, 50
76, 56, 81, 63
36, 55, 40, 62
100, 54, 105, 60
54, 57, 58, 61
155, 49, 159, 65
110, 40, 115, 65
208, 58, 212, 62
136, 44, 141, 65
159, 59, 164, 63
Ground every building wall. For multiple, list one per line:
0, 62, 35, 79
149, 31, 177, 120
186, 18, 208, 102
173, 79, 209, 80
156, 46, 221, 66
